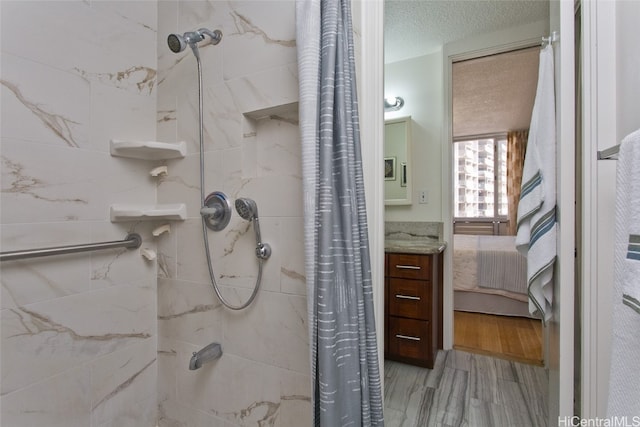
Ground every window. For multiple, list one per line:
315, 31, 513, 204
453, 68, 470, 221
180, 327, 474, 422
453, 136, 507, 230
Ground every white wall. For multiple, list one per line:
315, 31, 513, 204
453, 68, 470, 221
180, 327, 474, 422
616, 1, 640, 139
384, 52, 443, 222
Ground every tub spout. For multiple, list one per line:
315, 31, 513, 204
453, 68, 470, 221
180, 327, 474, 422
189, 342, 222, 370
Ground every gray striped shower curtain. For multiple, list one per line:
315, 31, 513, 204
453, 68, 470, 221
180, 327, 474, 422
296, 0, 384, 425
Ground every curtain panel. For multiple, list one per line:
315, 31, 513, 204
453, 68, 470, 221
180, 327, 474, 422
296, 0, 384, 425
506, 130, 529, 235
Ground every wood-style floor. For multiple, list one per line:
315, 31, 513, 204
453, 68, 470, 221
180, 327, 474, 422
384, 350, 548, 427
453, 311, 543, 366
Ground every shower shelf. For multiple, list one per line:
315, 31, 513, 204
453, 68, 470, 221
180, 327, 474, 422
110, 139, 187, 160
110, 204, 187, 222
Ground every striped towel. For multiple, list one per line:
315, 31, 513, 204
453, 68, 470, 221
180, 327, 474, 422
515, 44, 556, 322
624, 235, 640, 313
608, 129, 640, 417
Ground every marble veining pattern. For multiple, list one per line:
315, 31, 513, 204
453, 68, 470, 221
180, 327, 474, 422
155, 1, 310, 424
1, 155, 87, 204
230, 10, 296, 48
1, 0, 158, 424
1, 79, 82, 148
90, 248, 131, 280
1, 284, 155, 394
7, 305, 151, 343
384, 350, 548, 427
157, 252, 174, 279
93, 357, 156, 412
2, 0, 310, 425
74, 65, 157, 94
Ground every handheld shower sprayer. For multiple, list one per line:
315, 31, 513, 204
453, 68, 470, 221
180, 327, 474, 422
170, 25, 267, 312
234, 198, 258, 221
235, 198, 271, 260
167, 28, 222, 59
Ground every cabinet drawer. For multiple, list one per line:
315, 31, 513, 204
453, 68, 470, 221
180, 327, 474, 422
387, 317, 431, 361
387, 253, 431, 280
388, 278, 431, 320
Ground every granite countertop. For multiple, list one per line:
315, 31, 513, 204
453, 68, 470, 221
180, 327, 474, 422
384, 239, 447, 255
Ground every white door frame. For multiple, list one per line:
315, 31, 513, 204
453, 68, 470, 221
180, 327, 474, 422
549, 0, 576, 420
355, 0, 385, 374
580, 0, 617, 417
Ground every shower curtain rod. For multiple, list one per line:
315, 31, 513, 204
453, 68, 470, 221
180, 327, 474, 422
542, 31, 559, 47
0, 233, 142, 262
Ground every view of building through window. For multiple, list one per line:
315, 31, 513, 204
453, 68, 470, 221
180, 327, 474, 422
453, 136, 508, 219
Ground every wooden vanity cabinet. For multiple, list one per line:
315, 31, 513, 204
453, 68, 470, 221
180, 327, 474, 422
384, 252, 442, 368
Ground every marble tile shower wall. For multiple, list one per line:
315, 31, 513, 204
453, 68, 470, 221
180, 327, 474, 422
156, 1, 310, 426
1, 2, 159, 427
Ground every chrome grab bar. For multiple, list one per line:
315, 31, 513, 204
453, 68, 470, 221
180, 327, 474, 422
395, 264, 420, 270
395, 294, 420, 301
0, 233, 142, 262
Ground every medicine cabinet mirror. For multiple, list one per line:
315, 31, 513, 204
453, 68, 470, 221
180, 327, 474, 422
384, 116, 412, 205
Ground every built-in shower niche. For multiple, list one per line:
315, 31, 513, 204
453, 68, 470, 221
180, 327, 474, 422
242, 102, 301, 162
109, 139, 187, 222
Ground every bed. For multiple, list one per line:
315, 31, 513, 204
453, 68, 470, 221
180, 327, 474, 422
453, 234, 537, 318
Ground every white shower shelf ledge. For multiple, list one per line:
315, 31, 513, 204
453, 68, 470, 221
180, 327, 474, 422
110, 204, 187, 222
110, 139, 186, 160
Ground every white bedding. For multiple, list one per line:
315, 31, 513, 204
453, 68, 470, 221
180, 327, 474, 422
453, 234, 528, 303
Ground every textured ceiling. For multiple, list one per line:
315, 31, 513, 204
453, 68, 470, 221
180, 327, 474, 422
384, 0, 550, 63
453, 47, 540, 137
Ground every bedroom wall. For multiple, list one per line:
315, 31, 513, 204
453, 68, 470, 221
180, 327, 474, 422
384, 52, 443, 223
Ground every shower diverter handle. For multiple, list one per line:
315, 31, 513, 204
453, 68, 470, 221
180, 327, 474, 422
200, 206, 222, 218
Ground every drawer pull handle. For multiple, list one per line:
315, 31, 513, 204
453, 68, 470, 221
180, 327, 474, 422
395, 265, 421, 270
395, 294, 420, 301
395, 334, 421, 341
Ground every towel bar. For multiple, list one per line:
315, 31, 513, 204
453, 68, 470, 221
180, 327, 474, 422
597, 144, 620, 160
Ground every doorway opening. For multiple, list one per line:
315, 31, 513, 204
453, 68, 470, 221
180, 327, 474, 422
450, 46, 544, 366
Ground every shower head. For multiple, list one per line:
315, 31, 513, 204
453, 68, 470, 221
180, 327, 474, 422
167, 29, 222, 55
167, 33, 187, 53
235, 198, 258, 221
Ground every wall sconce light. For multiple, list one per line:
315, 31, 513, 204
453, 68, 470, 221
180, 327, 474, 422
384, 96, 404, 111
